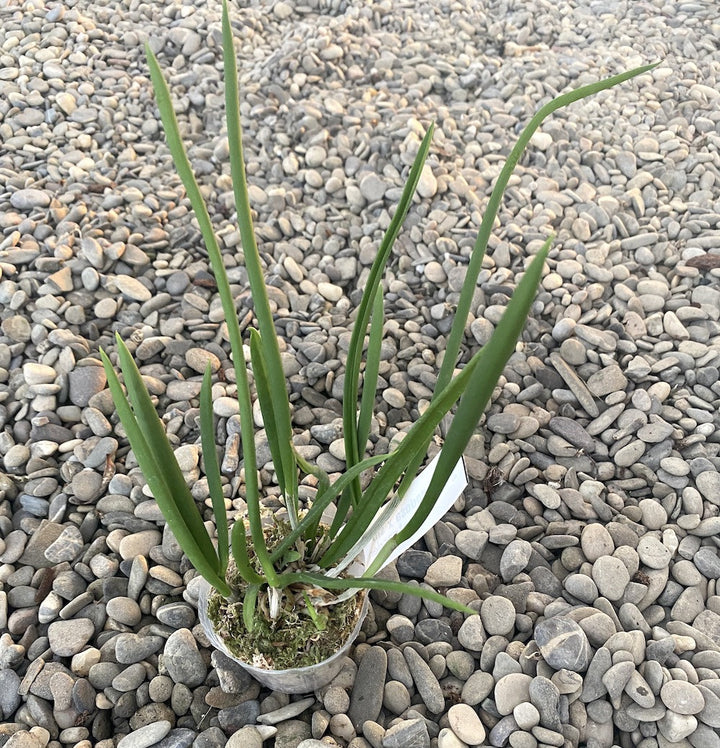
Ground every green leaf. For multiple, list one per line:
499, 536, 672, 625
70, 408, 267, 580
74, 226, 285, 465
146, 28, 271, 586
436, 63, 659, 403
200, 365, 229, 573
243, 584, 260, 633
100, 346, 230, 597
277, 570, 476, 616
113, 335, 219, 565
366, 239, 550, 575
302, 592, 328, 631
230, 520, 264, 586
397, 62, 659, 499
292, 445, 330, 544
356, 286, 384, 468
292, 446, 330, 498
268, 450, 392, 564
221, 0, 298, 517
328, 486, 353, 542
249, 329, 298, 527
341, 124, 435, 507
332, 286, 384, 543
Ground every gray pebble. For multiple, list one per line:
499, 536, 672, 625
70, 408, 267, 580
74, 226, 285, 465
404, 647, 445, 714
117, 721, 172, 748
162, 629, 207, 688
348, 646, 386, 729
661, 680, 706, 715
480, 596, 516, 637
48, 618, 94, 657
534, 616, 592, 672
382, 718, 430, 748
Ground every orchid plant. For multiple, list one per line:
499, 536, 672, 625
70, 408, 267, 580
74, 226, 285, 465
100, 0, 656, 651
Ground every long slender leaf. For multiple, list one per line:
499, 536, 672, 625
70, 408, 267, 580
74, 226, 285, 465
230, 520, 264, 586
221, 0, 298, 519
328, 483, 353, 542
436, 63, 657, 400
100, 347, 231, 596
329, 286, 384, 544
249, 329, 298, 527
292, 448, 330, 499
397, 62, 659, 498
366, 240, 550, 576
243, 584, 260, 633
341, 124, 435, 509
356, 286, 384, 466
200, 365, 229, 573
276, 570, 476, 615
114, 335, 219, 565
292, 446, 330, 545
146, 37, 275, 587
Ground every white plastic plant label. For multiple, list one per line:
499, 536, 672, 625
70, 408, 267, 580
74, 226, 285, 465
328, 453, 467, 578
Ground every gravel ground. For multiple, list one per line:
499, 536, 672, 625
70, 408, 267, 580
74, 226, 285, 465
1, 0, 720, 747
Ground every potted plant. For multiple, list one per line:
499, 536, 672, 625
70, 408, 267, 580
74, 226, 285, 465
100, 0, 656, 693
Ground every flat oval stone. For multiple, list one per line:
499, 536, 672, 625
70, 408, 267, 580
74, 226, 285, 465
591, 556, 630, 601
660, 680, 705, 715
11, 188, 51, 209
117, 721, 172, 748
115, 634, 164, 665
581, 524, 615, 562
48, 618, 94, 657
534, 616, 591, 673
637, 535, 672, 569
480, 596, 516, 637
348, 646, 386, 730
494, 673, 533, 715
447, 703, 486, 745
162, 629, 207, 688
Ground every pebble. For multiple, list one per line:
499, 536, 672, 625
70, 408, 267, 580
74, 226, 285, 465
382, 718, 430, 748
257, 697, 314, 725
480, 596, 516, 636
661, 680, 706, 715
592, 556, 631, 601
48, 619, 95, 657
499, 539, 532, 580
637, 535, 673, 569
348, 646, 386, 729
534, 617, 592, 672
424, 556, 462, 587
44, 524, 85, 563
461, 671, 495, 706
162, 629, 207, 688
457, 615, 486, 652
581, 524, 615, 562
404, 647, 445, 714
494, 673, 533, 715
447, 703, 486, 745
117, 721, 172, 748
115, 634, 164, 664
114, 275, 152, 302
437, 728, 468, 748
227, 727, 263, 748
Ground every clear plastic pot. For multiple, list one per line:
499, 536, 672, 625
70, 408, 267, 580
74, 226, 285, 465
197, 577, 369, 694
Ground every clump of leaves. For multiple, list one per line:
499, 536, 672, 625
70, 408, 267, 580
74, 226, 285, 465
101, 0, 658, 641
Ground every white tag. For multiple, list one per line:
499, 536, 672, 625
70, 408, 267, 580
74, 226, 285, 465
327, 453, 467, 578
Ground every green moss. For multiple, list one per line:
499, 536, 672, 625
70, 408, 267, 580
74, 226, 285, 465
207, 580, 365, 670
205, 520, 366, 670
